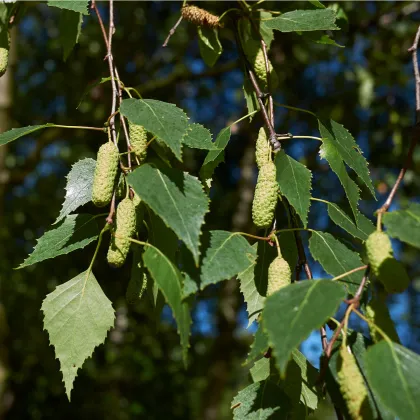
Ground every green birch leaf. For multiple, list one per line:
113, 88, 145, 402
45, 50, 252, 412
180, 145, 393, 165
231, 381, 291, 420
246, 323, 269, 364
182, 123, 218, 150
250, 358, 271, 383
364, 341, 420, 420
275, 151, 312, 227
288, 350, 319, 411
143, 245, 191, 365
200, 126, 231, 181
309, 231, 364, 294
263, 280, 345, 374
128, 164, 208, 264
42, 270, 115, 399
58, 9, 82, 61
0, 124, 55, 146
56, 158, 96, 223
47, 1, 89, 15
325, 201, 375, 240
197, 26, 222, 67
264, 9, 339, 32
326, 331, 395, 420
383, 203, 420, 249
19, 214, 99, 268
308, 0, 325, 8
318, 119, 375, 219
200, 230, 256, 289
238, 246, 264, 327
243, 78, 260, 121
120, 98, 190, 161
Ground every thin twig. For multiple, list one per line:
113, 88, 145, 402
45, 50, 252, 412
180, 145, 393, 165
377, 24, 420, 221
163, 15, 183, 47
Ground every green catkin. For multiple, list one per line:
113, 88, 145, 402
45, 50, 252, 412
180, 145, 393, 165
365, 291, 400, 343
132, 192, 144, 232
366, 231, 410, 293
252, 49, 278, 91
252, 161, 278, 228
92, 142, 119, 207
129, 121, 148, 163
267, 256, 291, 296
0, 31, 10, 77
337, 346, 373, 420
107, 198, 136, 267
255, 127, 271, 169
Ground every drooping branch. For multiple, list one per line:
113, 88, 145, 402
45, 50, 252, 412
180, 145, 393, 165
377, 24, 420, 220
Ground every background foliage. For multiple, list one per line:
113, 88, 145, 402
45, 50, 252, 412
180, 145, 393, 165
1, 1, 420, 419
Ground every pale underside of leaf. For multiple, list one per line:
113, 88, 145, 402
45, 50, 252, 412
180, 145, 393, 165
42, 270, 115, 399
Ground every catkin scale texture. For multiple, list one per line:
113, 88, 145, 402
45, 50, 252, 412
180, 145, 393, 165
126, 272, 147, 304
252, 49, 278, 91
92, 142, 119, 207
129, 121, 148, 162
252, 161, 278, 228
107, 198, 136, 267
366, 231, 410, 293
181, 5, 220, 28
0, 31, 10, 77
267, 257, 291, 296
255, 127, 270, 169
337, 347, 372, 420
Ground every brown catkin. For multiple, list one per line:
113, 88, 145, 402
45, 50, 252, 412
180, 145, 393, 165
366, 231, 410, 293
0, 31, 10, 77
129, 121, 148, 163
181, 5, 221, 28
365, 291, 400, 343
252, 161, 278, 228
337, 346, 372, 420
267, 256, 291, 296
107, 198, 136, 267
255, 127, 271, 169
92, 142, 119, 207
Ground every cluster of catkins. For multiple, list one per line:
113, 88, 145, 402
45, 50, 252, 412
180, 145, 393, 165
91, 121, 148, 302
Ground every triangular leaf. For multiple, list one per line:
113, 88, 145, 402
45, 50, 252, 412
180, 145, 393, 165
58, 9, 83, 61
0, 124, 54, 146
264, 9, 339, 32
128, 164, 208, 264
200, 126, 231, 181
309, 231, 364, 294
197, 26, 222, 67
275, 151, 312, 227
364, 341, 420, 420
47, 1, 89, 15
120, 98, 190, 161
318, 119, 375, 219
182, 123, 218, 150
263, 280, 345, 374
42, 270, 115, 399
231, 381, 291, 419
56, 158, 96, 223
143, 245, 191, 365
19, 214, 99, 268
383, 203, 420, 249
200, 230, 256, 289
325, 200, 375, 240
